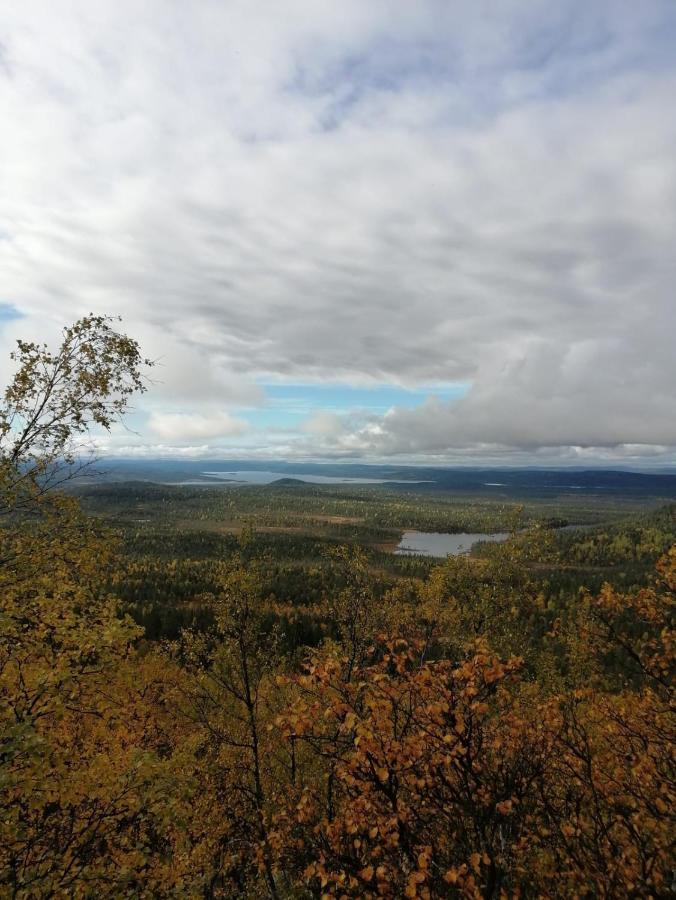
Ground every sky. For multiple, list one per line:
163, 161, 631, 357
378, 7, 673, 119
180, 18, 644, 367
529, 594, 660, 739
1, 0, 675, 467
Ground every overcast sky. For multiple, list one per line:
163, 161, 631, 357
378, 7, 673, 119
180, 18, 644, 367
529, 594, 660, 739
1, 1, 675, 466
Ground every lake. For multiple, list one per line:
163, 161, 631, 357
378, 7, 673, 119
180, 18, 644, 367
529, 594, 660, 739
395, 530, 510, 558
199, 470, 431, 485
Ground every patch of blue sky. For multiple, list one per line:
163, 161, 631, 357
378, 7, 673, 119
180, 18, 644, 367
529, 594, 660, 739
0, 303, 22, 323
245, 382, 469, 431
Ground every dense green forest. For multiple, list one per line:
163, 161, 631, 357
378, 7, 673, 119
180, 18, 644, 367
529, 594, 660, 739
1, 318, 674, 897
71, 478, 675, 645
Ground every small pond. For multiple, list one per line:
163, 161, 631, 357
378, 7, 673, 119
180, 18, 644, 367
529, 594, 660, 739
395, 531, 510, 558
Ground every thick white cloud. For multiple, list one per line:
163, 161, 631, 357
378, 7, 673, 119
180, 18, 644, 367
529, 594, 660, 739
302, 411, 344, 438
0, 1, 675, 461
148, 411, 247, 441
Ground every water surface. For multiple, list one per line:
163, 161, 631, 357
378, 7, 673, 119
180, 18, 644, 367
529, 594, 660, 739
395, 531, 510, 558
201, 470, 430, 485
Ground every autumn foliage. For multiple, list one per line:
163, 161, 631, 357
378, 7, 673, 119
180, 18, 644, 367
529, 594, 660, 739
0, 318, 673, 897
269, 553, 675, 897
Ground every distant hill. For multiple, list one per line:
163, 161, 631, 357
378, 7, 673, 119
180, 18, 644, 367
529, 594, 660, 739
71, 459, 676, 500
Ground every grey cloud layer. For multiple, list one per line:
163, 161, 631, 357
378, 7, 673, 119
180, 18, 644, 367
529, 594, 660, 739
1, 1, 675, 460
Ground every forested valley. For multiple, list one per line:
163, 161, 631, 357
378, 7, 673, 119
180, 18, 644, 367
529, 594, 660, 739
1, 318, 674, 897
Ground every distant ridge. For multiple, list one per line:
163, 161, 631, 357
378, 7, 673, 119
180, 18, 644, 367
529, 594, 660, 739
68, 459, 676, 500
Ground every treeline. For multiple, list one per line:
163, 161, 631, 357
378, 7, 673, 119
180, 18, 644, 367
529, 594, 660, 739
105, 504, 676, 647
556, 506, 675, 565
77, 479, 611, 537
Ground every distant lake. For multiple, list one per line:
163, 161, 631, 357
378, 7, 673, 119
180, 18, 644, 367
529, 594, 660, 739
395, 531, 510, 558
199, 470, 431, 486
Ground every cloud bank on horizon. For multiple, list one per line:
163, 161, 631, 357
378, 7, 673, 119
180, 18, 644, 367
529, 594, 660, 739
1, 0, 675, 465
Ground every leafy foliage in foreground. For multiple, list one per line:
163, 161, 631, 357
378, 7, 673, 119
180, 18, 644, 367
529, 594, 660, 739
272, 552, 675, 897
2, 513, 673, 896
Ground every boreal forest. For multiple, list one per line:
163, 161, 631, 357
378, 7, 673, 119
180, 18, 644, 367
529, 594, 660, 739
1, 318, 674, 897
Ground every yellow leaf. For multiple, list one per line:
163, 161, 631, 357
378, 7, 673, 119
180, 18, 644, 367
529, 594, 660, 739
359, 866, 374, 882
